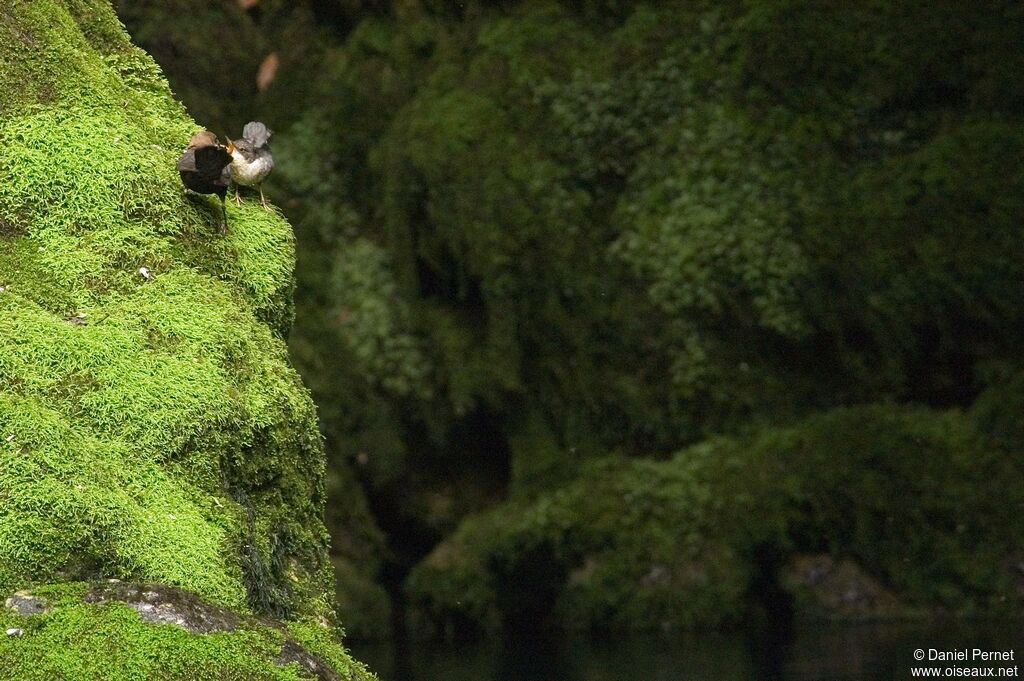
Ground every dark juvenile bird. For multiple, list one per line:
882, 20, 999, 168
227, 121, 274, 211
177, 130, 232, 232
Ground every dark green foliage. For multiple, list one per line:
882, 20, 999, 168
267, 0, 1024, 496
407, 406, 1024, 632
971, 364, 1024, 452
117, 0, 1024, 634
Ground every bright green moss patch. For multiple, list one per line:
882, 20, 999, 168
0, 104, 296, 330
0, 582, 373, 681
0, 0, 181, 119
0, 0, 296, 330
0, 261, 329, 617
0, 1, 370, 677
0, 395, 246, 608
285, 617, 375, 679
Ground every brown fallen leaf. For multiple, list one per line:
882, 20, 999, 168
256, 52, 279, 92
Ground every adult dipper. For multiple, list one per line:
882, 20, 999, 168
227, 121, 274, 210
176, 130, 232, 231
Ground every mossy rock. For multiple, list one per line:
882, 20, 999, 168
0, 581, 371, 680
779, 555, 914, 622
0, 1, 372, 677
406, 405, 1024, 633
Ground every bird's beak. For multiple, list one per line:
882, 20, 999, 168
226, 141, 236, 154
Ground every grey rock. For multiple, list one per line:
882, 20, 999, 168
81, 582, 339, 680
5, 593, 51, 616
83, 582, 242, 635
276, 640, 340, 681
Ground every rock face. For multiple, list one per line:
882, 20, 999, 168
82, 582, 248, 635
780, 555, 908, 620
4, 593, 52, 617
0, 1, 371, 678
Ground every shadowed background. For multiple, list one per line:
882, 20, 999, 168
113, 0, 1024, 671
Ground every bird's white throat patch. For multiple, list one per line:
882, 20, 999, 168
229, 152, 273, 186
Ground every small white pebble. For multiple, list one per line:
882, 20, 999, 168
5, 628, 23, 637
138, 267, 152, 280
4, 434, 14, 443
0, 285, 6, 293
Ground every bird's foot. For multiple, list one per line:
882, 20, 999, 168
259, 187, 271, 212
233, 192, 243, 207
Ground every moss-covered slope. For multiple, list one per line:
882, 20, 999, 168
0, 582, 371, 681
0, 0, 372, 676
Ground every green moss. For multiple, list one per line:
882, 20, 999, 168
971, 364, 1024, 451
0, 0, 371, 677
0, 394, 246, 608
407, 405, 1024, 632
0, 582, 372, 681
0, 105, 296, 332
285, 617, 376, 679
0, 258, 327, 614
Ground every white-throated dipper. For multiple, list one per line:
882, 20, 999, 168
177, 130, 232, 232
227, 121, 274, 210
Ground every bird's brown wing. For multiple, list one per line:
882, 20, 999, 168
176, 148, 197, 173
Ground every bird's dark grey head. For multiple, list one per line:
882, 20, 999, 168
228, 138, 258, 161
242, 121, 272, 149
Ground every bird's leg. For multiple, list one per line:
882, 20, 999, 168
259, 184, 270, 211
234, 187, 243, 206
219, 197, 228, 235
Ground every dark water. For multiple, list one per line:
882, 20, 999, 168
351, 622, 1023, 681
